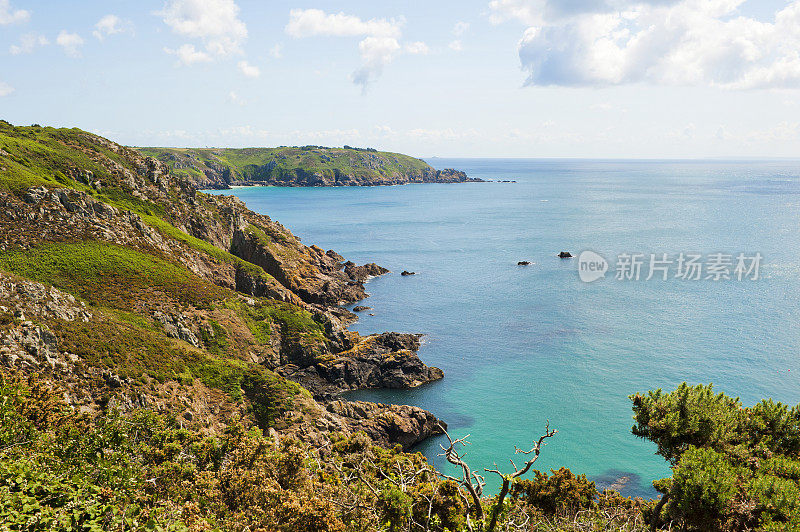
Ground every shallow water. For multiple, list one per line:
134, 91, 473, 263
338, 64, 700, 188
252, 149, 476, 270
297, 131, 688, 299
208, 158, 800, 498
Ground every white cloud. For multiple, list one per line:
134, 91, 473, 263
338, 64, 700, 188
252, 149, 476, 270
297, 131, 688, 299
9, 33, 48, 55
286, 8, 426, 90
0, 82, 14, 97
493, 0, 800, 89
160, 0, 247, 60
269, 43, 283, 58
93, 14, 133, 40
286, 9, 402, 38
0, 0, 28, 25
56, 31, 84, 58
405, 41, 429, 54
453, 21, 470, 36
352, 36, 401, 88
165, 43, 212, 65
489, 0, 683, 26
448, 40, 463, 52
238, 60, 260, 78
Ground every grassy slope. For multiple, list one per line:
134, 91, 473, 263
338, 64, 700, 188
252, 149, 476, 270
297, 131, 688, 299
137, 145, 432, 182
0, 122, 127, 192
0, 123, 325, 422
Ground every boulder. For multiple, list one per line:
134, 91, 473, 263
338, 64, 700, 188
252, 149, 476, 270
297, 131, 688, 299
558, 251, 573, 258
326, 400, 446, 451
400, 270, 415, 276
344, 261, 389, 282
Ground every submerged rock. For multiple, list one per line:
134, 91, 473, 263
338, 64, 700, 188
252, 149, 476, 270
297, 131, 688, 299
400, 270, 415, 276
558, 251, 573, 258
352, 305, 371, 312
518, 261, 531, 265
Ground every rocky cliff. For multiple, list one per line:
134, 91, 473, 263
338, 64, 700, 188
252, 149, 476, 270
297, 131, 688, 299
0, 122, 444, 450
137, 145, 483, 188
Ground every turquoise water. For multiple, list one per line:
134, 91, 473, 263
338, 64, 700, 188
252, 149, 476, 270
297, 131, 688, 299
208, 159, 800, 498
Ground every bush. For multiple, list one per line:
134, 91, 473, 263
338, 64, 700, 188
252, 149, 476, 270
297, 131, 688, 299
510, 467, 597, 516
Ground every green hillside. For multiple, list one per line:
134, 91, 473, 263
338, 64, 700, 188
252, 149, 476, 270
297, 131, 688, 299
136, 145, 472, 187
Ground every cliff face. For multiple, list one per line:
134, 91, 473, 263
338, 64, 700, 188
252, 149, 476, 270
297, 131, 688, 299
0, 122, 444, 450
137, 146, 482, 188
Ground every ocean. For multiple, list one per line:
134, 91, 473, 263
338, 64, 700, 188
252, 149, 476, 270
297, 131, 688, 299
208, 158, 800, 498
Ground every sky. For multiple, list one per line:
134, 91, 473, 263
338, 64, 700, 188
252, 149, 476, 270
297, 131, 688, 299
2, 0, 800, 158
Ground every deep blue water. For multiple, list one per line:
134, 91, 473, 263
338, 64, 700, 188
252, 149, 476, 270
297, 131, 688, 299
208, 159, 800, 498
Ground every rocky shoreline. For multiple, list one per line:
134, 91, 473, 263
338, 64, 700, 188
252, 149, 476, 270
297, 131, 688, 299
201, 167, 484, 190
0, 125, 447, 451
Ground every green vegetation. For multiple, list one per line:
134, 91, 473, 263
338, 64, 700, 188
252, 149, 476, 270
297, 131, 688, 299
137, 145, 432, 185
200, 319, 230, 356
0, 124, 277, 291
0, 375, 650, 532
0, 122, 129, 192
262, 301, 330, 362
51, 312, 297, 411
224, 298, 330, 363
632, 383, 800, 530
94, 186, 279, 286
224, 298, 273, 343
0, 241, 229, 310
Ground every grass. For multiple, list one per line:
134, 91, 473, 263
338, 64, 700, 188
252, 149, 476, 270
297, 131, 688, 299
144, 215, 271, 277
0, 123, 275, 287
200, 319, 230, 356
224, 299, 273, 344
0, 241, 229, 310
262, 301, 330, 361
0, 122, 128, 192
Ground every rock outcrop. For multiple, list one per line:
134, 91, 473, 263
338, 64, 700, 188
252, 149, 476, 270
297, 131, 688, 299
278, 332, 443, 399
324, 400, 445, 450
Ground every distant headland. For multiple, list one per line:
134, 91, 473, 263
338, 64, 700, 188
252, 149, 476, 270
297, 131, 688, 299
136, 145, 484, 189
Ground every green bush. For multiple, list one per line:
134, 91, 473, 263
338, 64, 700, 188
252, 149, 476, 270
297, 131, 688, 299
509, 467, 597, 516
632, 383, 800, 530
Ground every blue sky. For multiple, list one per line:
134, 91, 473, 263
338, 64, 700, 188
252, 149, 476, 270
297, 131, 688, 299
2, 0, 800, 157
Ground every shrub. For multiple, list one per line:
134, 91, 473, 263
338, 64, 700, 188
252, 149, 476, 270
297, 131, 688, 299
510, 467, 597, 516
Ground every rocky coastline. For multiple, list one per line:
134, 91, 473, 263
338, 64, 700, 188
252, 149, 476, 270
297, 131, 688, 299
200, 167, 483, 189
0, 124, 446, 451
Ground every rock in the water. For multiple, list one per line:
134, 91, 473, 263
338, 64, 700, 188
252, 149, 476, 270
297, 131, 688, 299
281, 332, 443, 399
352, 305, 371, 312
344, 261, 389, 282
400, 270, 415, 276
518, 261, 531, 265
326, 399, 446, 450
558, 251, 573, 258
609, 476, 631, 491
